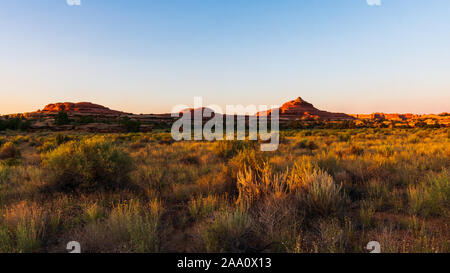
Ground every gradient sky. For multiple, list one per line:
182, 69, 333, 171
1, 0, 449, 115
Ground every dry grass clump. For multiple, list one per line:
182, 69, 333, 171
77, 199, 163, 253
408, 169, 449, 217
0, 201, 61, 253
237, 161, 345, 216
0, 142, 20, 160
201, 209, 253, 253
188, 195, 226, 218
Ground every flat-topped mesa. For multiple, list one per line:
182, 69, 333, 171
258, 97, 354, 120
39, 102, 128, 116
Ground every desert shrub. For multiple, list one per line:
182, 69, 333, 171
54, 111, 70, 126
201, 210, 252, 252
237, 161, 345, 216
0, 201, 58, 253
0, 225, 14, 252
312, 218, 345, 253
121, 117, 141, 133
76, 116, 95, 125
317, 154, 342, 177
132, 165, 170, 196
189, 195, 221, 218
408, 169, 449, 217
109, 199, 162, 252
36, 140, 57, 153
360, 200, 376, 228
229, 147, 263, 166
80, 199, 163, 252
213, 140, 256, 159
236, 163, 292, 209
407, 135, 421, 144
12, 135, 31, 144
378, 145, 395, 157
55, 134, 71, 145
296, 139, 319, 150
180, 154, 201, 165
82, 202, 106, 223
299, 168, 345, 217
152, 133, 174, 144
338, 133, 351, 142
301, 130, 312, 137
0, 118, 30, 131
0, 165, 9, 185
0, 142, 20, 159
348, 145, 364, 156
251, 195, 303, 252
0, 158, 22, 167
42, 138, 134, 193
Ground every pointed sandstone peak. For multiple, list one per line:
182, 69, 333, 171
287, 97, 314, 107
257, 96, 354, 120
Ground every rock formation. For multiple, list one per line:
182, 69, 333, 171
39, 102, 128, 116
258, 97, 354, 120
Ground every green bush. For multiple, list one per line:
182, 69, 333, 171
54, 111, 70, 126
0, 118, 30, 131
76, 116, 95, 125
121, 117, 141, 132
42, 137, 134, 193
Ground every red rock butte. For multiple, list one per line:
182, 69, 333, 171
258, 97, 354, 120
39, 102, 127, 116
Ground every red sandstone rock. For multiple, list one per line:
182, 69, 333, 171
258, 97, 354, 120
39, 102, 127, 116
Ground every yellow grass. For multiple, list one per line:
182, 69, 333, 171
0, 128, 448, 253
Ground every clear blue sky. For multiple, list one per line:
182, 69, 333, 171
1, 0, 449, 114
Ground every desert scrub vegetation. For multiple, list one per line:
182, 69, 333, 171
41, 137, 134, 193
0, 142, 20, 160
0, 128, 448, 253
408, 169, 449, 217
76, 199, 163, 253
236, 162, 345, 217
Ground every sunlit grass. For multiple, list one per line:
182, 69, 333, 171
0, 128, 448, 252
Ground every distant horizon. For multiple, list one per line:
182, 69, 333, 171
2, 97, 448, 116
1, 1, 449, 115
